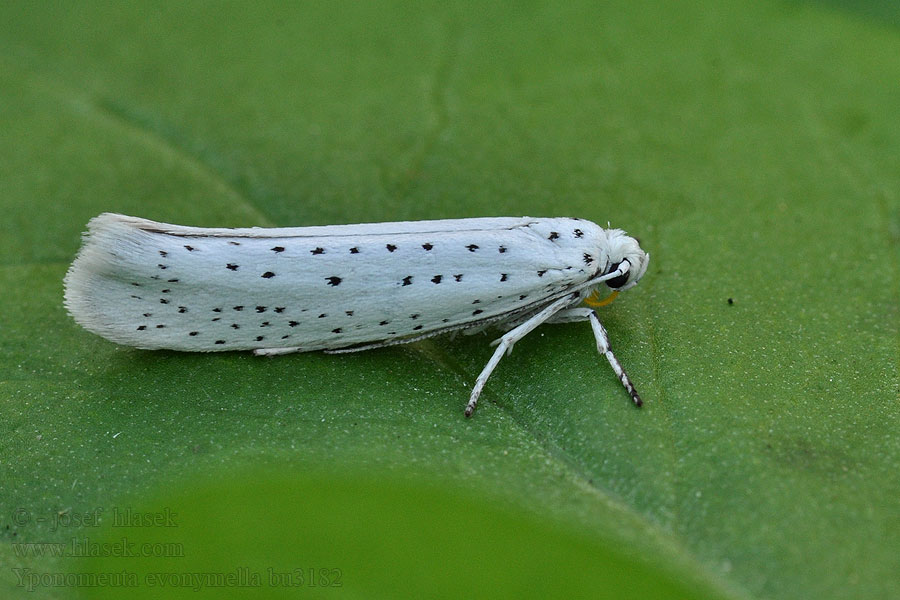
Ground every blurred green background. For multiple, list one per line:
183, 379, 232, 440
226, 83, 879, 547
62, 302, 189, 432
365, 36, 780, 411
1, 1, 898, 598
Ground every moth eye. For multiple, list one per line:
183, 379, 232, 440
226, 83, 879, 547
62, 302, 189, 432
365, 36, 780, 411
605, 261, 630, 289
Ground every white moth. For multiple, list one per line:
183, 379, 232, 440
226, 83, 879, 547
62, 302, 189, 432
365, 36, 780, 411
64, 213, 650, 416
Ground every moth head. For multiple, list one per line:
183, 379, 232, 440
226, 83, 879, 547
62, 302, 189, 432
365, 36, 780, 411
601, 230, 649, 291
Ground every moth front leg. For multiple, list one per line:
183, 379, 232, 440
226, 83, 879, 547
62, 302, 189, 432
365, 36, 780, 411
548, 307, 642, 407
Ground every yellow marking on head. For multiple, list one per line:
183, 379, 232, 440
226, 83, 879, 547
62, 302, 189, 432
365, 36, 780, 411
584, 289, 619, 308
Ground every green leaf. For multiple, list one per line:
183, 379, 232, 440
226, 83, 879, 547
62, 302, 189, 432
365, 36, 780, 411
77, 469, 718, 599
1, 1, 898, 599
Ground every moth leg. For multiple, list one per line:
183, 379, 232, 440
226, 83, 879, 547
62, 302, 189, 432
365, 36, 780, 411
253, 347, 303, 357
549, 308, 642, 407
466, 295, 574, 417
